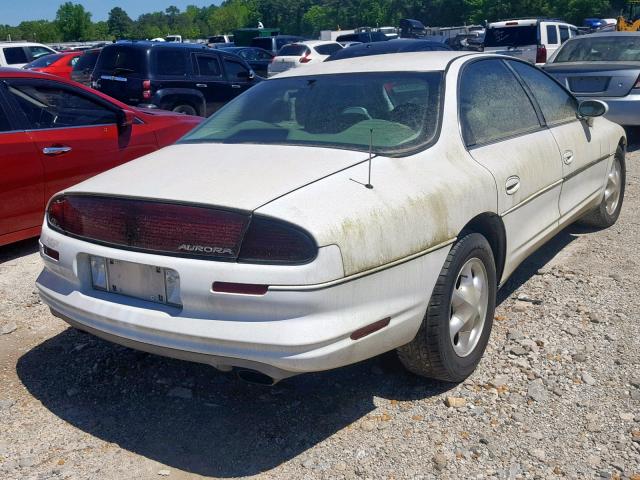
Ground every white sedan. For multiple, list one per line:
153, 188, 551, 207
267, 40, 343, 77
36, 52, 626, 385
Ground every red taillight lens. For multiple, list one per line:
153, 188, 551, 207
633, 75, 640, 89
299, 54, 311, 63
47, 195, 249, 260
47, 196, 318, 265
238, 217, 317, 264
536, 45, 547, 64
142, 79, 152, 99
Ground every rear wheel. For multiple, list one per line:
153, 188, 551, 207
172, 103, 198, 116
579, 147, 625, 228
397, 233, 496, 382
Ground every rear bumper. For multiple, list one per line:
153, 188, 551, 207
578, 94, 640, 126
36, 225, 449, 380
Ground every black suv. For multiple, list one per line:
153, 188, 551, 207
91, 41, 260, 116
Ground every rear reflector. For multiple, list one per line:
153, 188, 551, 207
350, 318, 391, 340
42, 245, 59, 261
212, 282, 268, 295
47, 195, 249, 260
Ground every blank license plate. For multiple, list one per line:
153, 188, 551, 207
92, 257, 178, 305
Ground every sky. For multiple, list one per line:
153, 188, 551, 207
3, 1, 221, 25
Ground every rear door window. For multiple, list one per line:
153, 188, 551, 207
194, 54, 222, 77
6, 82, 117, 130
559, 26, 570, 43
485, 26, 538, 47
508, 60, 577, 125
3, 47, 28, 65
153, 50, 188, 77
546, 25, 559, 44
459, 59, 541, 146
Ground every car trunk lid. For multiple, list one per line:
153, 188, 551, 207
544, 62, 640, 97
64, 143, 369, 212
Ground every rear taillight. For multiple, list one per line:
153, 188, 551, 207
238, 217, 316, 264
633, 75, 640, 89
536, 45, 547, 64
47, 195, 249, 260
142, 79, 152, 100
299, 53, 311, 63
47, 196, 317, 265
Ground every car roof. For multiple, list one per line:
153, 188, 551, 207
300, 40, 340, 46
327, 39, 451, 60
110, 40, 210, 51
275, 51, 474, 78
0, 42, 53, 48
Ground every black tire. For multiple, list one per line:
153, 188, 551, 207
579, 146, 626, 228
172, 103, 198, 116
397, 233, 497, 382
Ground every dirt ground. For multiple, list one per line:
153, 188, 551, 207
1, 144, 639, 480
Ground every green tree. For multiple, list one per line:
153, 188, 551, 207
55, 2, 92, 41
107, 7, 133, 39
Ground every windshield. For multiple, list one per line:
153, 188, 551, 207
485, 26, 537, 47
179, 72, 443, 155
25, 53, 62, 68
553, 36, 640, 62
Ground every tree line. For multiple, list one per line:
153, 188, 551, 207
0, 0, 632, 43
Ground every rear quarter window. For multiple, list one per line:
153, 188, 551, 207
74, 50, 100, 71
278, 45, 308, 56
153, 50, 189, 77
315, 44, 342, 55
3, 47, 28, 65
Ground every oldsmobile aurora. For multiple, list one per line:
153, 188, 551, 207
36, 52, 626, 384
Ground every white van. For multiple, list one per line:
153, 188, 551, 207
484, 19, 578, 65
0, 42, 56, 68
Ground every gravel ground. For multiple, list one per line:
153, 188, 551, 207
1, 145, 639, 480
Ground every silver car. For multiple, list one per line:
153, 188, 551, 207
543, 32, 640, 126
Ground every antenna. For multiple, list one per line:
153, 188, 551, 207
365, 128, 374, 189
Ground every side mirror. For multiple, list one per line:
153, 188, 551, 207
237, 70, 254, 80
118, 109, 135, 133
578, 99, 608, 119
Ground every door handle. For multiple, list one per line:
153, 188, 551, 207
196, 83, 207, 88
563, 150, 574, 165
42, 146, 72, 156
505, 175, 521, 195
231, 84, 242, 89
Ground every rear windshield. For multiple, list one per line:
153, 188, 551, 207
278, 44, 308, 56
315, 43, 342, 55
94, 46, 147, 75
179, 72, 443, 155
25, 53, 62, 68
485, 26, 538, 47
73, 50, 100, 71
251, 38, 273, 50
553, 36, 640, 62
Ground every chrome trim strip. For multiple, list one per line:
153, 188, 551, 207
563, 153, 613, 182
270, 238, 457, 292
501, 179, 563, 217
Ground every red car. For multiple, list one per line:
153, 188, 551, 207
0, 69, 202, 247
23, 51, 83, 80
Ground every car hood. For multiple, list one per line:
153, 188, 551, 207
64, 143, 369, 211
